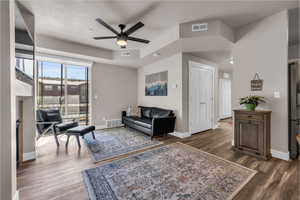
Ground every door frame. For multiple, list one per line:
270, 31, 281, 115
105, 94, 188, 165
189, 61, 215, 134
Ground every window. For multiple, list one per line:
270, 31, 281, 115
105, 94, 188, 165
44, 85, 53, 91
37, 61, 90, 125
16, 57, 33, 78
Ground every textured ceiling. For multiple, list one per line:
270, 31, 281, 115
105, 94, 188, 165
19, 0, 299, 51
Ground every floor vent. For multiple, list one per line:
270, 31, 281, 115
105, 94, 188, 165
106, 119, 123, 128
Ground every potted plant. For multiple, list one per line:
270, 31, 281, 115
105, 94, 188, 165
239, 95, 265, 111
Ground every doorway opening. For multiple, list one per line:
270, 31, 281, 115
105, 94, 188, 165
189, 61, 215, 134
288, 61, 300, 159
219, 74, 232, 120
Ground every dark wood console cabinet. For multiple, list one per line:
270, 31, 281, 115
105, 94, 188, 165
233, 109, 271, 160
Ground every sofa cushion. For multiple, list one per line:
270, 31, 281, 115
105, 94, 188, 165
123, 116, 140, 123
123, 116, 152, 129
140, 107, 152, 119
46, 110, 62, 122
56, 121, 78, 132
66, 125, 95, 136
134, 118, 152, 129
37, 109, 62, 122
152, 107, 173, 118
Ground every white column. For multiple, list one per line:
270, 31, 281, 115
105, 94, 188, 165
0, 0, 16, 200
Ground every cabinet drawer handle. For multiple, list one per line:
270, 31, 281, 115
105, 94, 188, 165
248, 115, 253, 118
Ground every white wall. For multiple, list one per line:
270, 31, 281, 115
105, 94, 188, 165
0, 1, 16, 200
22, 97, 35, 155
232, 10, 289, 153
138, 53, 184, 131
91, 63, 137, 126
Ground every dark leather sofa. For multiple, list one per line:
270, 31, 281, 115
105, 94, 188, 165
122, 106, 176, 138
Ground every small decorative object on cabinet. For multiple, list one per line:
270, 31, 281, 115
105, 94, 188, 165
239, 95, 265, 111
233, 109, 271, 160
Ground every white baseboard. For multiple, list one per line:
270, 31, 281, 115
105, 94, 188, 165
271, 149, 290, 161
95, 125, 107, 130
23, 151, 36, 161
14, 190, 19, 200
213, 123, 220, 129
169, 132, 191, 138
231, 140, 290, 161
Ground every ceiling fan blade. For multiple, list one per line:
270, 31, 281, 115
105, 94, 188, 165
127, 37, 150, 44
96, 18, 119, 35
93, 36, 117, 40
125, 22, 144, 35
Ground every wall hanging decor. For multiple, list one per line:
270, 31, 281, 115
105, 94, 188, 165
145, 71, 168, 96
251, 73, 263, 91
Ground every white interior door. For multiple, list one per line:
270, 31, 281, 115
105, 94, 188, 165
219, 79, 232, 119
189, 63, 213, 134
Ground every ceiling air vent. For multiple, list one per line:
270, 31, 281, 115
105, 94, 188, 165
192, 23, 208, 32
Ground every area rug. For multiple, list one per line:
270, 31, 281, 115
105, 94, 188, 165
82, 142, 257, 200
83, 127, 163, 162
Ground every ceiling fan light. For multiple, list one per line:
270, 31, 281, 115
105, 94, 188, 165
117, 39, 127, 47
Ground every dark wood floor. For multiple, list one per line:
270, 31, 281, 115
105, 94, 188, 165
17, 120, 300, 200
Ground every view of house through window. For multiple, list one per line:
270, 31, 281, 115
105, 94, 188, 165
16, 57, 34, 78
37, 61, 89, 125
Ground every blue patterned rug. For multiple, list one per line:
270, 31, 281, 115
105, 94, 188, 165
83, 127, 163, 162
82, 142, 256, 200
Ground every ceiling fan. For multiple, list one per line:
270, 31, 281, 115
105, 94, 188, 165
93, 18, 150, 48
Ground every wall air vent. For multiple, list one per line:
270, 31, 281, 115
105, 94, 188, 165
192, 23, 208, 32
105, 119, 123, 128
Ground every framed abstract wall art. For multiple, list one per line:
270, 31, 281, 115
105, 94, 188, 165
145, 71, 168, 96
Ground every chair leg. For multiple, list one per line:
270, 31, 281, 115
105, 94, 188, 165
92, 131, 96, 139
52, 126, 60, 147
54, 134, 60, 147
66, 135, 70, 147
76, 135, 81, 148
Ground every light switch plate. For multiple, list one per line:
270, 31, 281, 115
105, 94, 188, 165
274, 91, 280, 98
